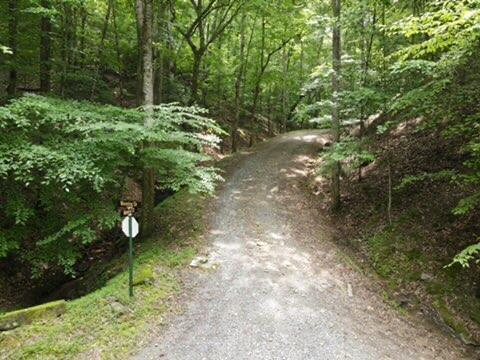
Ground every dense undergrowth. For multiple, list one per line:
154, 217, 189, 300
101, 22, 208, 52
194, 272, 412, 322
0, 190, 207, 359
326, 122, 480, 344
304, 1, 480, 343
0, 95, 222, 310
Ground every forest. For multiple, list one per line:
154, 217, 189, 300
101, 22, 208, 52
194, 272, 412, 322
1, 0, 480, 358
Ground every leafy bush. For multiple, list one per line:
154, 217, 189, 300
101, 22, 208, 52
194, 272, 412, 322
450, 241, 480, 268
319, 136, 375, 176
0, 95, 223, 277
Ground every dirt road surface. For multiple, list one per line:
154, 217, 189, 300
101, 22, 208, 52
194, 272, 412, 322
135, 131, 474, 360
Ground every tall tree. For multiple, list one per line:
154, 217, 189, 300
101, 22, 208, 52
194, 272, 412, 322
177, 0, 244, 104
281, 45, 291, 132
331, 0, 342, 209
250, 34, 293, 120
7, 0, 18, 98
231, 11, 247, 152
136, 0, 155, 235
154, 0, 169, 104
91, 0, 112, 99
39, 0, 52, 93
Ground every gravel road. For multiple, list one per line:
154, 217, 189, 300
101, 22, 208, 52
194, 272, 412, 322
135, 131, 475, 360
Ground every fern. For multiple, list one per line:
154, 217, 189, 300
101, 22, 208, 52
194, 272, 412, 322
449, 241, 480, 268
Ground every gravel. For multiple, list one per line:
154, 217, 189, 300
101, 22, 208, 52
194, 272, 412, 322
135, 131, 474, 360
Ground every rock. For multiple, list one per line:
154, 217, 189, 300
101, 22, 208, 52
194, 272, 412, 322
189, 258, 200, 268
190, 255, 219, 270
109, 301, 128, 317
133, 266, 155, 286
190, 256, 208, 268
347, 283, 353, 297
420, 273, 433, 282
0, 300, 66, 331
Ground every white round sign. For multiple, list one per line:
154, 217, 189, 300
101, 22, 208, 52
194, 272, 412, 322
122, 216, 139, 238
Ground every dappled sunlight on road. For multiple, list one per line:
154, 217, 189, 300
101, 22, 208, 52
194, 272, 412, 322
136, 131, 466, 360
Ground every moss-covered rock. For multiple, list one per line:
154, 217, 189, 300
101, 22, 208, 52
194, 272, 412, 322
0, 300, 66, 331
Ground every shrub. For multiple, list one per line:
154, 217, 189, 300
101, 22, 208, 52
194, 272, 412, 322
0, 95, 223, 278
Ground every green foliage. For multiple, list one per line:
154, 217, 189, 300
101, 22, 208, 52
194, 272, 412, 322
0, 95, 223, 277
319, 136, 375, 175
392, 0, 480, 61
0, 45, 12, 54
450, 241, 480, 268
301, 0, 480, 269
384, 0, 480, 267
387, 60, 444, 120
396, 170, 457, 190
62, 72, 115, 104
340, 87, 384, 124
0, 184, 207, 359
453, 194, 480, 216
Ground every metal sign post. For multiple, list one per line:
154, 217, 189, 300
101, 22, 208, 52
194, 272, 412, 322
122, 215, 139, 298
128, 215, 133, 297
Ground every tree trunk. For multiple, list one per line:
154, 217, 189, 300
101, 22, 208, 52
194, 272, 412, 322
136, 0, 155, 236
154, 0, 168, 104
281, 46, 291, 133
40, 0, 52, 93
300, 37, 304, 80
142, 0, 154, 116
112, 0, 125, 105
7, 0, 18, 98
212, 34, 224, 103
381, 2, 387, 113
78, 6, 88, 66
142, 167, 156, 234
70, 7, 78, 67
190, 52, 202, 105
135, 0, 144, 105
90, 0, 112, 100
358, 10, 367, 182
232, 12, 247, 152
165, 0, 175, 102
60, 3, 74, 97
387, 162, 392, 225
358, 7, 376, 182
251, 17, 266, 118
331, 0, 342, 210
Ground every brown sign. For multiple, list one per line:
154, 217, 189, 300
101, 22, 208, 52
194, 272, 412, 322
120, 201, 138, 216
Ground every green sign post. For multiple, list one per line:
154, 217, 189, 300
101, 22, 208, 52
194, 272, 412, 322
122, 215, 139, 298
128, 216, 133, 297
